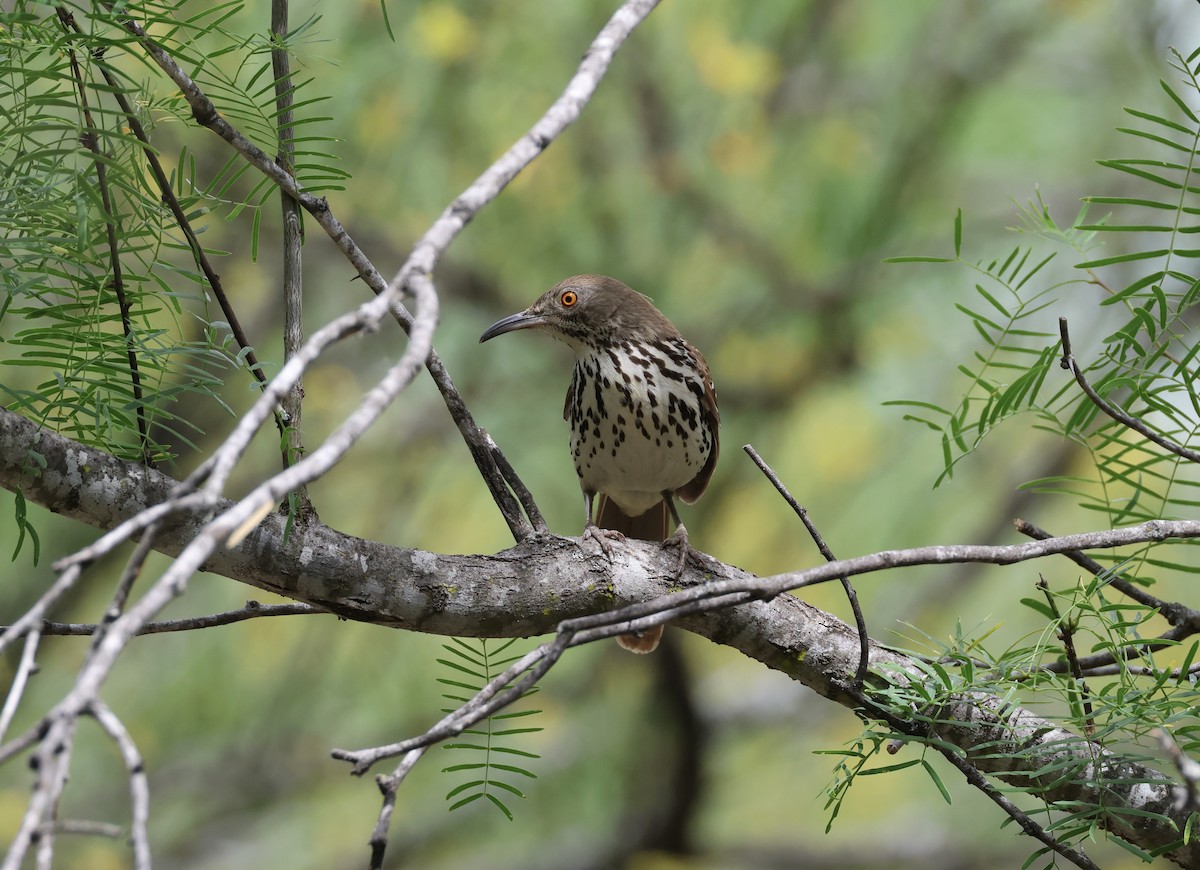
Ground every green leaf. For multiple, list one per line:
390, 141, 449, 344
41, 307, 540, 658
1160, 78, 1200, 124
1123, 105, 1194, 135
483, 793, 514, 821
1177, 642, 1198, 684
1020, 597, 1056, 620
447, 792, 484, 812
1077, 248, 1171, 269
920, 759, 952, 804
487, 779, 528, 799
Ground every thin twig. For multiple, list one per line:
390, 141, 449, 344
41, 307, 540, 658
48, 490, 215, 574
0, 566, 85, 658
1014, 518, 1181, 614
0, 486, 211, 655
1014, 622, 1196, 679
272, 0, 313, 512
743, 444, 870, 687
1013, 518, 1200, 676
1036, 576, 1094, 735
0, 627, 41, 742
332, 516, 1200, 774
36, 820, 123, 839
484, 429, 548, 533
15, 716, 78, 870
1059, 317, 1200, 463
331, 588, 758, 775
57, 9, 150, 464
111, 533, 156, 617
88, 700, 150, 869
1078, 659, 1200, 679
31, 602, 321, 636
368, 748, 426, 870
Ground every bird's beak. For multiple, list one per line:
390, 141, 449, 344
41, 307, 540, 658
479, 310, 545, 343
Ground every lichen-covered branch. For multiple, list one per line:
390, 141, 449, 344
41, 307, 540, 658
2, 406, 1196, 865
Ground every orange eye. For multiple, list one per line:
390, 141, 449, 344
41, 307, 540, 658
560, 290, 578, 307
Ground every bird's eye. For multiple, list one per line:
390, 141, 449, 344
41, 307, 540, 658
560, 290, 578, 307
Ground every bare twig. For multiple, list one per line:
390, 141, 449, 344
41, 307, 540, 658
0, 485, 215, 659
37, 820, 123, 839
334, 585, 756, 773
0, 627, 41, 742
1015, 622, 1198, 680
30, 601, 322, 636
48, 491, 215, 573
1059, 316, 1200, 463
12, 716, 78, 870
743, 444, 870, 687
1014, 518, 1181, 614
368, 748, 426, 870
88, 701, 150, 869
329, 515, 1200, 777
110, 537, 154, 618
484, 429, 549, 533
1078, 659, 1200, 679
0, 565, 85, 658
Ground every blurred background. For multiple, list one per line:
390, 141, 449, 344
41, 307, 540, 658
3, 0, 1199, 866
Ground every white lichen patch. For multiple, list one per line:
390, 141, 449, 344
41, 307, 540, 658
64, 448, 88, 487
411, 550, 438, 575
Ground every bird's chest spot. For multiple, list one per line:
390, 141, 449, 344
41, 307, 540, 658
567, 344, 712, 492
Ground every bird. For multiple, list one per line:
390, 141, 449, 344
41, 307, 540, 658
479, 274, 719, 653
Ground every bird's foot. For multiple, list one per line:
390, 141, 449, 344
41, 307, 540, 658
583, 521, 625, 558
661, 522, 692, 579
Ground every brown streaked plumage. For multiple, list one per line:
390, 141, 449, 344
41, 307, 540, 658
480, 275, 720, 653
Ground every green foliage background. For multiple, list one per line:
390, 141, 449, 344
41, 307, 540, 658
2, 1, 1198, 867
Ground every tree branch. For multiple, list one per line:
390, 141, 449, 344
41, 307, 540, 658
2, 406, 1197, 865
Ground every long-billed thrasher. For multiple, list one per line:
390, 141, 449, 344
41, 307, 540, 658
480, 275, 720, 653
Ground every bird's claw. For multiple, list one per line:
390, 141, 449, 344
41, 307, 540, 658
661, 522, 691, 579
583, 522, 625, 558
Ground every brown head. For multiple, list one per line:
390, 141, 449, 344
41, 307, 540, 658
479, 275, 679, 351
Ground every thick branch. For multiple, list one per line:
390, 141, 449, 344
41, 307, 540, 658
2, 407, 1196, 865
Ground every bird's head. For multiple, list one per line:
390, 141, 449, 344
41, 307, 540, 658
479, 274, 673, 351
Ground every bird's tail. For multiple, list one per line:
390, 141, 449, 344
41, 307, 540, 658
597, 494, 668, 654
